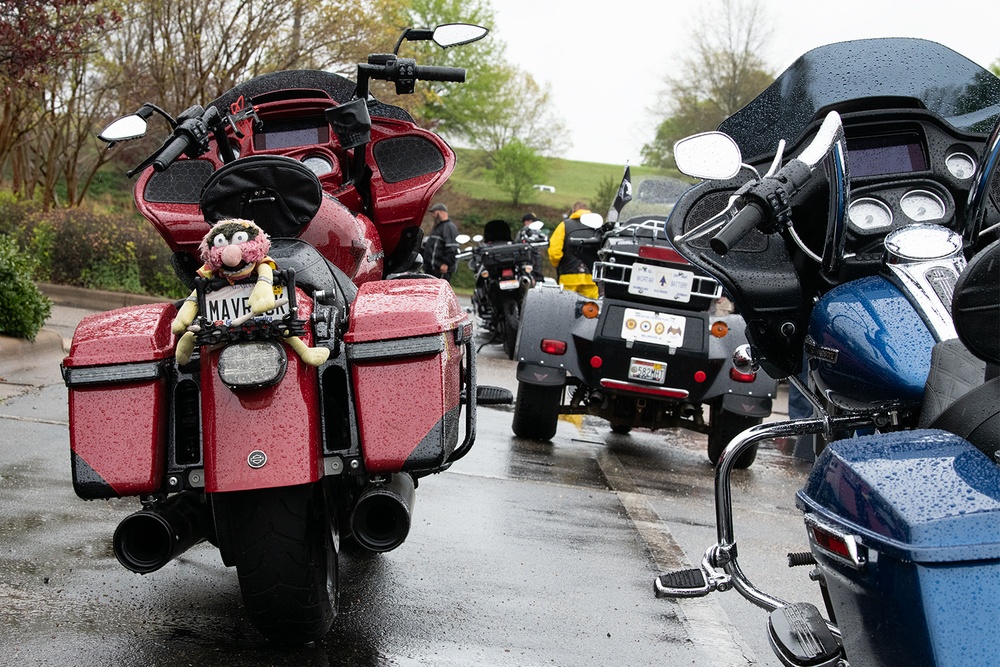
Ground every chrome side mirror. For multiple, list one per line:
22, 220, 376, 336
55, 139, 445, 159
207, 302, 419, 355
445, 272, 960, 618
98, 115, 148, 143
433, 24, 489, 48
674, 132, 742, 180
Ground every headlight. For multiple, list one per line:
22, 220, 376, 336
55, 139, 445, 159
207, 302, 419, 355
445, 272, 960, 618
218, 341, 287, 388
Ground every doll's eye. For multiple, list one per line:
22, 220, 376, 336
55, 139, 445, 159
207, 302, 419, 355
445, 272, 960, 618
213, 234, 229, 247
231, 231, 249, 244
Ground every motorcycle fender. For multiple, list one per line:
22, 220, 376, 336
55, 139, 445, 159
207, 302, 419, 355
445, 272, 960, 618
62, 303, 177, 499
515, 285, 595, 379
200, 347, 323, 493
702, 314, 778, 405
516, 362, 566, 386
719, 392, 773, 418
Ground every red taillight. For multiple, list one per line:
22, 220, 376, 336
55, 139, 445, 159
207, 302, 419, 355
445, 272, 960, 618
694, 370, 707, 383
638, 245, 688, 264
590, 356, 603, 368
502, 268, 514, 278
812, 526, 852, 560
730, 367, 756, 382
541, 339, 568, 355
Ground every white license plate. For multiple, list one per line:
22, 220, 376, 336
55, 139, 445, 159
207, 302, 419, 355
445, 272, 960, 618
499, 279, 520, 290
628, 262, 694, 303
204, 284, 288, 323
620, 307, 686, 348
628, 357, 666, 384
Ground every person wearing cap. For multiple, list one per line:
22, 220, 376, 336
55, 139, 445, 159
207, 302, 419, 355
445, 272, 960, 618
547, 202, 599, 298
425, 203, 459, 281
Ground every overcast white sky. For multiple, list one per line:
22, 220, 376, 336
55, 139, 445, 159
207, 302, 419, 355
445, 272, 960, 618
488, 0, 1000, 165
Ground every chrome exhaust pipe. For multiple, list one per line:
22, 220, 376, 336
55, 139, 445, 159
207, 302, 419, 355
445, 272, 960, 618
113, 491, 209, 574
350, 474, 415, 553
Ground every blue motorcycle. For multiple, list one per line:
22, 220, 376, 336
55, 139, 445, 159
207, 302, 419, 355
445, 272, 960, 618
654, 37, 1000, 666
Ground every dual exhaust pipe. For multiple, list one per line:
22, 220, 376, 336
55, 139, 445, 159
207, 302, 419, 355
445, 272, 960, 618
113, 474, 416, 574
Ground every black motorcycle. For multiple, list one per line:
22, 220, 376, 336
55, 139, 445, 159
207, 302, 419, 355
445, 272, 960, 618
459, 218, 549, 358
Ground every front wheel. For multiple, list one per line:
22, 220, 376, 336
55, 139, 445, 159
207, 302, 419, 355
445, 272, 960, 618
213, 483, 338, 644
707, 402, 762, 469
512, 381, 562, 441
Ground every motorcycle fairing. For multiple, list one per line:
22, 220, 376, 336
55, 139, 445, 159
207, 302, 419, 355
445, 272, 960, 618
63, 303, 177, 498
668, 181, 806, 379
344, 278, 468, 474
133, 71, 455, 284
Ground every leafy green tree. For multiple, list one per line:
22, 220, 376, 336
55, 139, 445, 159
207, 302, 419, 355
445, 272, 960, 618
642, 0, 774, 169
492, 139, 545, 206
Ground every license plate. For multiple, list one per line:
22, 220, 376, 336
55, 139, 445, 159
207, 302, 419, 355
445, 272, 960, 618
628, 357, 666, 384
620, 307, 686, 348
628, 262, 694, 303
499, 279, 520, 291
204, 284, 288, 323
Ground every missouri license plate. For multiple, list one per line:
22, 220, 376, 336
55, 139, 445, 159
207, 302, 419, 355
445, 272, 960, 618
628, 357, 666, 384
204, 284, 287, 323
620, 307, 686, 348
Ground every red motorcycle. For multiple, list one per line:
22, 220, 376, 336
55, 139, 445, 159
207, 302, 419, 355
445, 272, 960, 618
60, 23, 506, 644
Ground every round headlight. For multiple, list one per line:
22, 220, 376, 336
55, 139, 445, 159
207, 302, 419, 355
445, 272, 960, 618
218, 341, 287, 388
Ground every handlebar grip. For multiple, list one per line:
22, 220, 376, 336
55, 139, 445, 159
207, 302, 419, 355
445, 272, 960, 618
710, 202, 765, 255
152, 134, 190, 172
414, 65, 466, 83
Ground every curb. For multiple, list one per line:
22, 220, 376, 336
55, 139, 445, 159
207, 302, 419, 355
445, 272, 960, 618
38, 282, 170, 309
0, 284, 170, 362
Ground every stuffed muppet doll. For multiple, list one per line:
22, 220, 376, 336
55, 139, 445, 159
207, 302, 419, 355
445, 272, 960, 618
171, 218, 330, 367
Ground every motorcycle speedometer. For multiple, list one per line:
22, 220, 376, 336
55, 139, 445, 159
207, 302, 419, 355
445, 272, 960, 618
218, 341, 288, 389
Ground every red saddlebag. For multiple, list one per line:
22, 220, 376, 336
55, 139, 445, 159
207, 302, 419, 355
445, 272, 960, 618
62, 303, 176, 498
344, 279, 471, 474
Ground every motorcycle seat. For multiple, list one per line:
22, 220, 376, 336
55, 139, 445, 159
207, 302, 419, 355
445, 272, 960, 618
925, 239, 999, 457
268, 238, 357, 306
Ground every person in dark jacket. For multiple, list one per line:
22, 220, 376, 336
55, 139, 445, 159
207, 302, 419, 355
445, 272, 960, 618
425, 202, 459, 281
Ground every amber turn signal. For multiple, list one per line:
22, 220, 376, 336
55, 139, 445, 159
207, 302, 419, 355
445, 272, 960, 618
710, 321, 729, 338
581, 301, 600, 319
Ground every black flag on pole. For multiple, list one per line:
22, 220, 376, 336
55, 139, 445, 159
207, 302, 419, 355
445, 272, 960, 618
611, 164, 632, 216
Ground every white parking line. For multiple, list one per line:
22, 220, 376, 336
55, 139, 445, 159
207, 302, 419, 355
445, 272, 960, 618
596, 447, 758, 666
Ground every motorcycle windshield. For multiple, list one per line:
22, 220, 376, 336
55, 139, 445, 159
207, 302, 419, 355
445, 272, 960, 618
720, 37, 1000, 160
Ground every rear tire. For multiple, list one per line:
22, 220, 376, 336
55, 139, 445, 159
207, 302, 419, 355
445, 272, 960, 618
502, 297, 519, 360
512, 381, 562, 441
214, 483, 338, 644
707, 402, 761, 469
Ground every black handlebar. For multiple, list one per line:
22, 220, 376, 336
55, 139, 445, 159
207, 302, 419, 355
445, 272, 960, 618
710, 203, 765, 255
413, 65, 466, 83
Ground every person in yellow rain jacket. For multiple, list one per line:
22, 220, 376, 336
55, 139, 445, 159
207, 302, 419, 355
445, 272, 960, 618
547, 201, 599, 299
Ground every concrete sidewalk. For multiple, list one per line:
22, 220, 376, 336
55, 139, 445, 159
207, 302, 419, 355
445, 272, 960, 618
0, 284, 166, 401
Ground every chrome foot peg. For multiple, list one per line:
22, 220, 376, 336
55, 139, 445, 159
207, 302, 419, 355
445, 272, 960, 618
654, 568, 712, 598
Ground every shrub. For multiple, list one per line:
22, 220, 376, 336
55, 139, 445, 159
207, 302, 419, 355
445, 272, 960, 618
27, 207, 186, 298
0, 234, 52, 340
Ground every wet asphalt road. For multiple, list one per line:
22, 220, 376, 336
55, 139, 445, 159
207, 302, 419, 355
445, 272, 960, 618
0, 304, 822, 666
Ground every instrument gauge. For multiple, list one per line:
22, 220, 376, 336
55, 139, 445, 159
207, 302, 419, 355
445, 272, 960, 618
302, 155, 333, 176
848, 197, 893, 231
900, 190, 946, 222
945, 152, 976, 180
